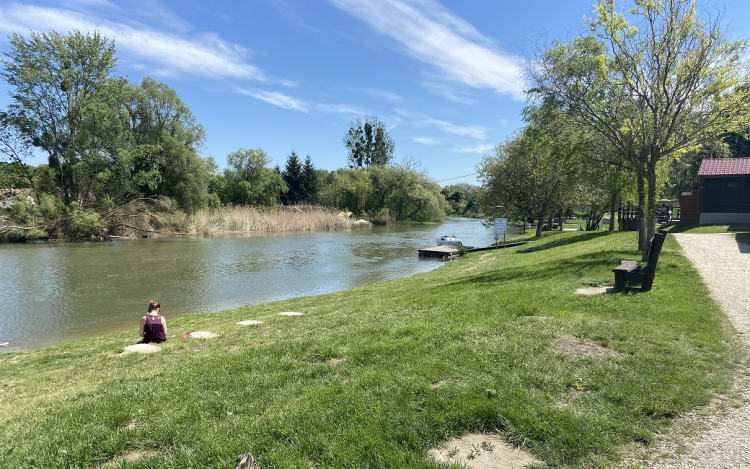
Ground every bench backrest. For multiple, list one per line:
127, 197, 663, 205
642, 229, 667, 290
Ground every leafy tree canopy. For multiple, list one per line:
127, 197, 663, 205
343, 116, 395, 169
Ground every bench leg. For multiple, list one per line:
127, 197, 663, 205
613, 271, 626, 292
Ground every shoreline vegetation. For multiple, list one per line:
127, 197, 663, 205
0, 230, 741, 468
117, 205, 379, 239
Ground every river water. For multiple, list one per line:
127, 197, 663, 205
0, 217, 523, 351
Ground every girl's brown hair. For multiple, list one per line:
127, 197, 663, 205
148, 300, 160, 312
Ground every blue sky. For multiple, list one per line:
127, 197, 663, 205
1, 0, 749, 185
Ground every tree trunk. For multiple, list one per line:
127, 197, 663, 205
637, 174, 647, 254
535, 210, 544, 238
609, 193, 617, 232
646, 166, 657, 252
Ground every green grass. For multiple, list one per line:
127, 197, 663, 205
0, 231, 742, 468
660, 222, 750, 234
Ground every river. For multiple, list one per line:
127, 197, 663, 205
0, 217, 523, 351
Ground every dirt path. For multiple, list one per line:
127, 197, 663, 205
634, 233, 750, 468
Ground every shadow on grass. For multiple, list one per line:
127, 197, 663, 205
736, 233, 750, 253
661, 222, 750, 233
445, 249, 634, 288
517, 231, 613, 254
659, 222, 697, 233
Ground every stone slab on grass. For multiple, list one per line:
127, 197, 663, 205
188, 331, 219, 339
122, 344, 161, 354
237, 320, 263, 325
575, 286, 615, 295
279, 312, 304, 316
552, 336, 621, 358
429, 433, 541, 468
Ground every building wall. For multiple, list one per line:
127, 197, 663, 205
701, 176, 750, 213
699, 212, 750, 224
680, 191, 700, 222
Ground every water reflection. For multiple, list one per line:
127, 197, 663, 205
0, 218, 522, 350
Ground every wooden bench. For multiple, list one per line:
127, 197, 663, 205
612, 229, 667, 292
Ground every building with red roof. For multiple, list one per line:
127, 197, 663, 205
680, 157, 750, 224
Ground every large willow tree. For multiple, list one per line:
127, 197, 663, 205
529, 0, 750, 250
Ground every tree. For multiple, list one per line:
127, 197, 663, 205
2, 30, 117, 207
300, 154, 319, 204
219, 148, 285, 206
478, 127, 574, 238
0, 122, 38, 201
529, 0, 750, 251
282, 150, 303, 205
343, 116, 395, 168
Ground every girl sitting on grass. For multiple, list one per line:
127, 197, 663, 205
140, 300, 168, 343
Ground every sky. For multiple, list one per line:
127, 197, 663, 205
1, 0, 749, 186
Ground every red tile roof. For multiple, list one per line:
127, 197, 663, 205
698, 158, 750, 177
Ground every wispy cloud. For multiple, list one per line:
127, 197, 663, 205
413, 137, 439, 144
315, 103, 369, 115
456, 143, 495, 154
133, 0, 194, 33
346, 86, 402, 103
421, 80, 474, 105
0, 4, 272, 82
240, 89, 368, 115
426, 118, 487, 139
393, 108, 488, 140
327, 0, 524, 99
240, 90, 309, 111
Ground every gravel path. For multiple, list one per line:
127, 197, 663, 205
639, 233, 750, 469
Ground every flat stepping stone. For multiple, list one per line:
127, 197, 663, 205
123, 344, 161, 354
237, 320, 263, 325
279, 312, 304, 316
187, 331, 219, 339
429, 433, 541, 468
575, 286, 614, 295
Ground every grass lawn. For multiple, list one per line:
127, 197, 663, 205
0, 231, 742, 468
660, 222, 750, 234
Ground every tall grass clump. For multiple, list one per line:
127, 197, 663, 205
185, 205, 365, 234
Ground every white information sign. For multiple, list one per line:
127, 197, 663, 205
494, 218, 507, 235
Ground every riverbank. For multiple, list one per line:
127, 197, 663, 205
0, 230, 741, 468
1, 204, 375, 242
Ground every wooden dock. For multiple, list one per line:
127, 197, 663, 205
417, 245, 460, 258
418, 241, 530, 258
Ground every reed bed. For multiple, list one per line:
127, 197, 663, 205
184, 205, 364, 234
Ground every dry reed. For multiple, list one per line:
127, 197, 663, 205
184, 205, 366, 234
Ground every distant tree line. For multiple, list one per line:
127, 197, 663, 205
0, 30, 451, 239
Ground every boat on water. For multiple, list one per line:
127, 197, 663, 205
436, 235, 462, 247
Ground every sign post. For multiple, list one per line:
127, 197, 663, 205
494, 218, 507, 249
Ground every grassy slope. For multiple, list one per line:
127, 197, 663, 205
0, 231, 741, 468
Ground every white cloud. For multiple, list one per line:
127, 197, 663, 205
349, 87, 402, 103
240, 89, 368, 115
0, 4, 271, 82
392, 108, 488, 140
456, 143, 495, 154
327, 0, 524, 99
413, 137, 438, 144
426, 118, 487, 139
421, 80, 474, 104
315, 103, 369, 115
240, 90, 309, 112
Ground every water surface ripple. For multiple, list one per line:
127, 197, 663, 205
0, 218, 522, 350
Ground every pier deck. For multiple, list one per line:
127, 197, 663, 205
417, 241, 530, 258
417, 246, 460, 258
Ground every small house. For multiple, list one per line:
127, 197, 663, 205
680, 158, 750, 224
